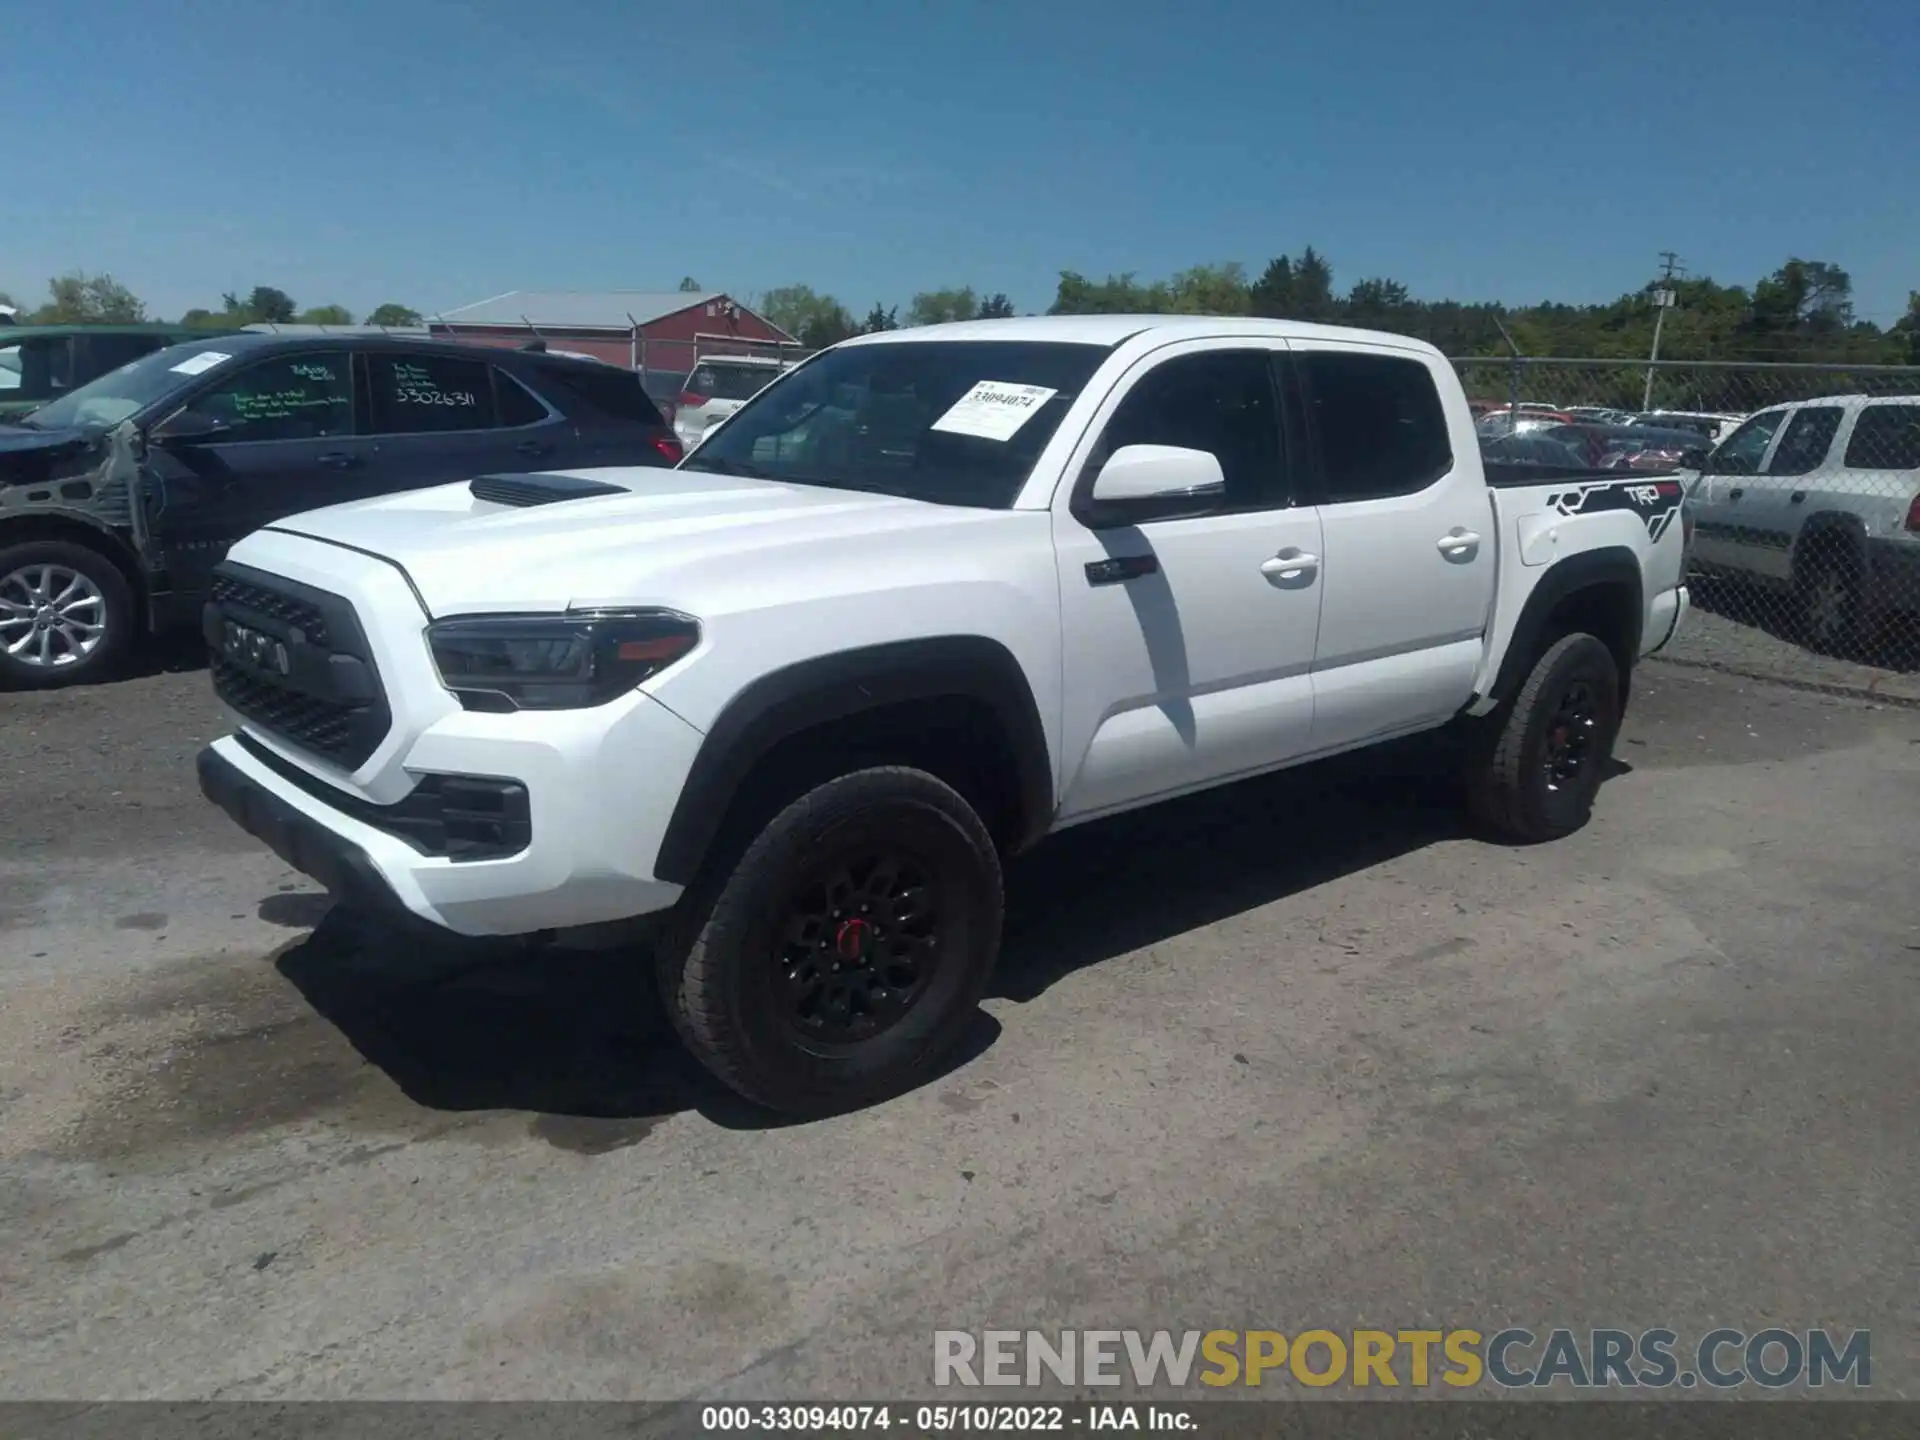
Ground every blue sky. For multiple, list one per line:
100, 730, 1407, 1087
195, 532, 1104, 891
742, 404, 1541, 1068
11, 0, 1918, 326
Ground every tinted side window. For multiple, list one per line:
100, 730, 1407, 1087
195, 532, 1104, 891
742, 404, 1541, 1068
1765, 406, 1843, 476
494, 369, 551, 427
1706, 410, 1785, 474
1843, 405, 1920, 470
2, 337, 75, 400
532, 364, 666, 426
1298, 351, 1452, 502
78, 334, 167, 377
367, 353, 497, 433
1095, 350, 1284, 510
193, 353, 352, 442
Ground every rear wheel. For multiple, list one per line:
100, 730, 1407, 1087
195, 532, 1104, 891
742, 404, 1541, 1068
657, 766, 1003, 1114
1466, 632, 1622, 844
1795, 536, 1865, 656
0, 540, 134, 690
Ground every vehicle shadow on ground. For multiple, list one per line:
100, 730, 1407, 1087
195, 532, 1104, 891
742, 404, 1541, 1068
1690, 573, 1920, 673
272, 737, 1610, 1134
992, 741, 1472, 1002
274, 910, 1003, 1135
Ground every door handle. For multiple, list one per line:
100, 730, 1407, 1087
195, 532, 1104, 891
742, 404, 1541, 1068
515, 440, 551, 457
1436, 529, 1482, 557
1790, 491, 1806, 504
316, 451, 359, 469
1259, 549, 1319, 583
1728, 487, 1744, 500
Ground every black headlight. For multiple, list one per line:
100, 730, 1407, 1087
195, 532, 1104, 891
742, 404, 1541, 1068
427, 610, 700, 712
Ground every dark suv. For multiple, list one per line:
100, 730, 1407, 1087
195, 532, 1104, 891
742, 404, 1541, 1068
0, 333, 684, 687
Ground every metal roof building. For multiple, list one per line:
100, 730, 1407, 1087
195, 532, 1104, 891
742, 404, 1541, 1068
427, 290, 798, 376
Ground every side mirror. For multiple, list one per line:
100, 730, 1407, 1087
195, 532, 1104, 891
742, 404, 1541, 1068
150, 408, 228, 444
1681, 447, 1710, 470
1084, 444, 1226, 524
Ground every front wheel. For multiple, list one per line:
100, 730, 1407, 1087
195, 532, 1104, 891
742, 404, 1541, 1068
657, 766, 1003, 1114
0, 540, 135, 690
1466, 632, 1622, 844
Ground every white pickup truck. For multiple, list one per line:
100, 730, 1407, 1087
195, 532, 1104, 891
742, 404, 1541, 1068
196, 316, 1691, 1112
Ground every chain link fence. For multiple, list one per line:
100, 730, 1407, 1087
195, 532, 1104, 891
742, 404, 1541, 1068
1452, 357, 1920, 694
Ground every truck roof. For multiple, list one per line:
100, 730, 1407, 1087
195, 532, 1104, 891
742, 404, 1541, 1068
841, 313, 1446, 358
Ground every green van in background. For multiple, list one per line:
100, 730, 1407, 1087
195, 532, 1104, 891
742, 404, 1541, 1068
0, 324, 235, 422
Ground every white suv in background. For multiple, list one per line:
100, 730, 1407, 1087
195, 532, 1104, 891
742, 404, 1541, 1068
1687, 394, 1920, 651
674, 355, 792, 450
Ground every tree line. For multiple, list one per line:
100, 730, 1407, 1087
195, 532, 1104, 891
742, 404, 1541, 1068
0, 273, 422, 329
11, 255, 1920, 369
755, 252, 1920, 366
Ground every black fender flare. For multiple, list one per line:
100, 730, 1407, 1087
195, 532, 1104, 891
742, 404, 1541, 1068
652, 636, 1056, 887
1481, 545, 1645, 709
0, 502, 138, 554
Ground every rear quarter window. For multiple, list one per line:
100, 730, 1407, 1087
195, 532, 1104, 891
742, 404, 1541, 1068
1843, 405, 1920, 471
533, 363, 667, 426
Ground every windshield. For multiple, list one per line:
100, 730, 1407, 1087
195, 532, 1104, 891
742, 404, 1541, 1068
22, 341, 232, 430
679, 339, 1109, 508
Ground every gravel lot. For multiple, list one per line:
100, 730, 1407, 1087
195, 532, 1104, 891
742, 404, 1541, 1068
1666, 580, 1920, 702
2, 657, 1917, 1400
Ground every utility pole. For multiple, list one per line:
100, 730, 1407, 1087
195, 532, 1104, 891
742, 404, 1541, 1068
1643, 251, 1683, 411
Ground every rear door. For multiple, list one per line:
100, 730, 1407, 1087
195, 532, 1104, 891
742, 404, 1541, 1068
1289, 342, 1497, 751
1754, 403, 1846, 581
145, 349, 359, 600
357, 349, 562, 493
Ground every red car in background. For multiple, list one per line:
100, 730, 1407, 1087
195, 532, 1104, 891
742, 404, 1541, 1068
1541, 423, 1712, 470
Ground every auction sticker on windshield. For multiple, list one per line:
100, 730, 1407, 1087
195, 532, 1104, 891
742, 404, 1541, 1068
930, 381, 1059, 442
170, 351, 231, 377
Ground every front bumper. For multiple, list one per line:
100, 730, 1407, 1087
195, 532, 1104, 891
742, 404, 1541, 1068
199, 746, 416, 925
198, 688, 707, 937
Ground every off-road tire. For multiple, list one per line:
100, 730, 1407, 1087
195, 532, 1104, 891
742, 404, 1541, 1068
656, 766, 1003, 1114
1466, 632, 1622, 844
0, 539, 135, 690
1794, 535, 1865, 657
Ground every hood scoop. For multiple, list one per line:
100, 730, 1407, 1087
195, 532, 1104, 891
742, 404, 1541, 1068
469, 472, 631, 509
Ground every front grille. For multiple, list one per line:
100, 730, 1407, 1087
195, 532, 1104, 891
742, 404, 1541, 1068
213, 658, 358, 760
205, 562, 390, 768
208, 571, 331, 646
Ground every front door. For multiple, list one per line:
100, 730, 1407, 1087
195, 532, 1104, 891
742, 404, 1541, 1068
1289, 342, 1498, 751
1691, 408, 1789, 579
1053, 344, 1325, 823
145, 349, 361, 601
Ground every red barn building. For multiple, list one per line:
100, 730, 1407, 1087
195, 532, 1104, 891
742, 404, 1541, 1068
428, 290, 798, 381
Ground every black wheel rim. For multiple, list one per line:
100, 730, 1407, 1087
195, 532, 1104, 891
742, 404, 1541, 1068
773, 848, 947, 1044
1543, 679, 1600, 791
